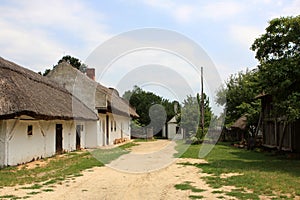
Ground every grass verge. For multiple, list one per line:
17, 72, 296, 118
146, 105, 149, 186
0, 151, 102, 187
177, 142, 300, 199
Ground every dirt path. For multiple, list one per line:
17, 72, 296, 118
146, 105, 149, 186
1, 140, 237, 199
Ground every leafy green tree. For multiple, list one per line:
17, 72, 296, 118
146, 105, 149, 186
180, 93, 213, 141
123, 86, 177, 133
39, 55, 87, 76
216, 69, 261, 134
58, 55, 81, 70
251, 15, 300, 121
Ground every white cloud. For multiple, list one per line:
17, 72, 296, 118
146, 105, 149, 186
229, 25, 263, 49
0, 0, 110, 72
281, 0, 300, 16
142, 0, 245, 23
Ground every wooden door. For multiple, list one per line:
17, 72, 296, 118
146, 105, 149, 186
56, 124, 63, 154
76, 125, 81, 150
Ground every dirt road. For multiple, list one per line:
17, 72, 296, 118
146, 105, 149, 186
1, 140, 236, 199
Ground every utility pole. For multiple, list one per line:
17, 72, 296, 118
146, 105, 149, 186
201, 67, 204, 137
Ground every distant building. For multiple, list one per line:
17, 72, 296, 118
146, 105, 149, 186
162, 116, 184, 139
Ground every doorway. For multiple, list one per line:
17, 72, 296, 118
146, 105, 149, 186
76, 125, 81, 150
56, 124, 63, 154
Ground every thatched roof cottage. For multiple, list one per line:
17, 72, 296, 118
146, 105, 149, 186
0, 57, 98, 166
47, 62, 138, 146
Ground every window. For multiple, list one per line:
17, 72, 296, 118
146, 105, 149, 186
111, 120, 113, 132
114, 121, 117, 131
27, 125, 33, 136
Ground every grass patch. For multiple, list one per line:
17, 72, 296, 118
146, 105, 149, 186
212, 190, 223, 194
27, 191, 40, 195
91, 142, 136, 164
0, 195, 21, 199
174, 181, 206, 193
0, 151, 102, 187
189, 195, 204, 199
20, 184, 43, 190
42, 188, 54, 192
179, 142, 300, 198
42, 179, 56, 185
119, 142, 139, 149
226, 190, 259, 200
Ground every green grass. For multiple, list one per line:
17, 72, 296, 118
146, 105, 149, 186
42, 179, 57, 185
178, 142, 300, 198
174, 181, 206, 193
0, 151, 102, 187
42, 188, 54, 192
0, 195, 21, 199
189, 195, 204, 199
90, 142, 137, 164
20, 184, 43, 190
26, 191, 40, 195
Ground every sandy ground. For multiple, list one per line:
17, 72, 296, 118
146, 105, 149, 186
0, 140, 240, 200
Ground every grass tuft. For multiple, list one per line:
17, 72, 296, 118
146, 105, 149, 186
189, 195, 204, 199
174, 182, 206, 193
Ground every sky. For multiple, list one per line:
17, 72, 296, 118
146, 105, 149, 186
0, 0, 299, 115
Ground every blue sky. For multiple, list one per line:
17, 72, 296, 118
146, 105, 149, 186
0, 0, 299, 114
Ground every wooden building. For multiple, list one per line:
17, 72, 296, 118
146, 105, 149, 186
257, 94, 300, 152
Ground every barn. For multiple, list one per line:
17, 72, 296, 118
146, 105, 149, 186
257, 93, 300, 152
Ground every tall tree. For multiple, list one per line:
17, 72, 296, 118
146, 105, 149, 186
251, 15, 300, 121
216, 69, 261, 134
123, 86, 177, 134
180, 93, 213, 141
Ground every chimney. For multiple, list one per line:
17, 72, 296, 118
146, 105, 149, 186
86, 68, 95, 80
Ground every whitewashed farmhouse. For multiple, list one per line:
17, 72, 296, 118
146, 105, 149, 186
162, 116, 184, 139
0, 57, 98, 166
47, 62, 138, 147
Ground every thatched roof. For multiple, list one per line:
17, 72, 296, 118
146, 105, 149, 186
0, 57, 98, 121
231, 115, 247, 130
47, 62, 139, 118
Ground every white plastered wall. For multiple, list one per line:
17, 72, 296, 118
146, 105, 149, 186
1, 119, 77, 166
84, 120, 103, 148
0, 120, 6, 167
108, 113, 131, 145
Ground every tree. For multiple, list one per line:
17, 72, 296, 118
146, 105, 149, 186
180, 93, 213, 142
39, 55, 87, 76
251, 15, 300, 121
216, 69, 261, 134
58, 55, 81, 70
123, 86, 177, 135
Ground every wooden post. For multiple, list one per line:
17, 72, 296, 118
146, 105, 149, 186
201, 67, 204, 137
